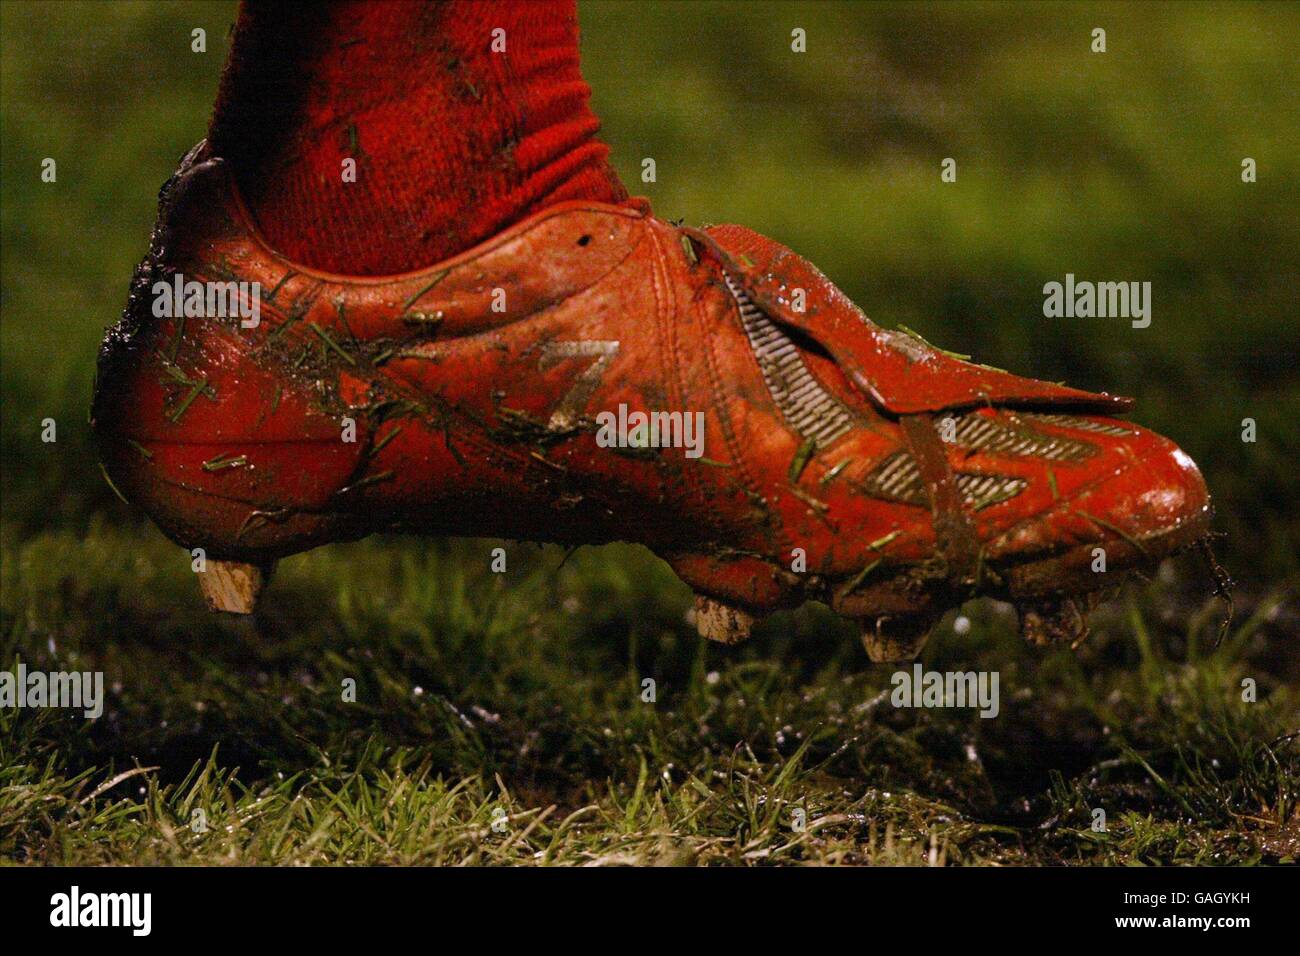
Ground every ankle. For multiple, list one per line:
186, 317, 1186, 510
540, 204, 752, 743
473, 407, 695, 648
208, 0, 627, 275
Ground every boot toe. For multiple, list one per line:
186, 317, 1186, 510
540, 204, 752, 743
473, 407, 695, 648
989, 420, 1212, 595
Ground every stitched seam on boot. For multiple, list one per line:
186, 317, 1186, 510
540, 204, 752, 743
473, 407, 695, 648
684, 245, 784, 547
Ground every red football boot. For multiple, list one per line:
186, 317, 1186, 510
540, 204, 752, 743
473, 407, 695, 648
92, 143, 1214, 657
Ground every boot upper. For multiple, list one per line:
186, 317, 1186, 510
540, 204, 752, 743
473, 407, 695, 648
93, 143, 1211, 614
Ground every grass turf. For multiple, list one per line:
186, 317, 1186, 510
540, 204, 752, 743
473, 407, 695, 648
2, 522, 1296, 865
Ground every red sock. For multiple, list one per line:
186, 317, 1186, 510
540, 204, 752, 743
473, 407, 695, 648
208, 0, 629, 275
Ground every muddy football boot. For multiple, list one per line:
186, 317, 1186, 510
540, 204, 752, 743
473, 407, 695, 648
93, 143, 1215, 657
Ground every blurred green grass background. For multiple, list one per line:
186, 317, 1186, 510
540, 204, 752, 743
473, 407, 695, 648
2, 0, 1298, 575
1, 1, 1298, 866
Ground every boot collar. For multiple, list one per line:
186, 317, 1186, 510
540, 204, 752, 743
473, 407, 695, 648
166, 141, 653, 338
